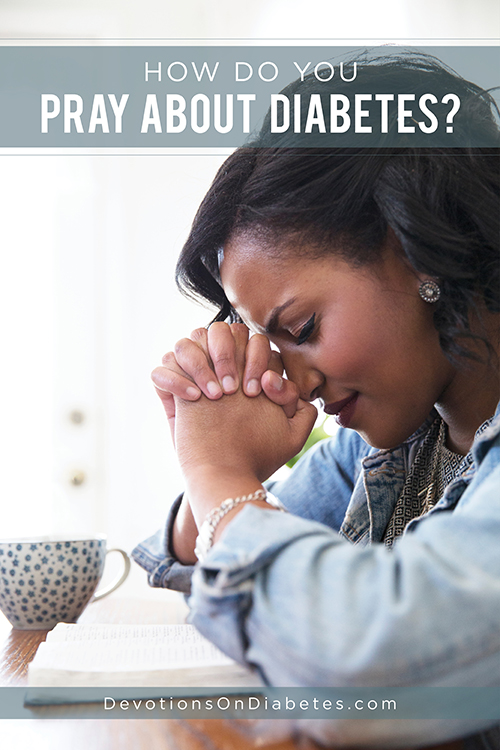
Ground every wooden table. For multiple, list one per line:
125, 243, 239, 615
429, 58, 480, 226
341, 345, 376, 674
0, 584, 466, 750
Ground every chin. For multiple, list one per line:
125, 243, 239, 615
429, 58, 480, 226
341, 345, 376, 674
356, 432, 398, 450
355, 424, 418, 451
352, 402, 434, 451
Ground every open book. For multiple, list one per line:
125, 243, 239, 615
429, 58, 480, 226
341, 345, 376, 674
28, 623, 262, 689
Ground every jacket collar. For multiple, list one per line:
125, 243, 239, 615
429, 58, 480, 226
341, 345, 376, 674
339, 402, 500, 546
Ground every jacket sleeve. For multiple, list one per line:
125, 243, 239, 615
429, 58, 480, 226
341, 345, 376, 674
267, 428, 371, 529
131, 429, 370, 594
131, 494, 195, 594
188, 433, 500, 693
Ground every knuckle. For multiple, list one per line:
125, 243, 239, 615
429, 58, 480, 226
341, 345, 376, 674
151, 365, 164, 379
190, 327, 207, 343
230, 322, 249, 339
190, 359, 210, 378
152, 367, 175, 389
251, 333, 271, 349
212, 352, 233, 368
161, 351, 176, 366
231, 322, 247, 331
173, 338, 193, 358
208, 321, 230, 335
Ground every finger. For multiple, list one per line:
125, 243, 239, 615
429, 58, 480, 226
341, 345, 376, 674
242, 334, 273, 397
173, 338, 223, 399
268, 350, 285, 375
229, 323, 250, 375
261, 370, 300, 418
190, 327, 212, 364
152, 364, 202, 401
192, 324, 249, 376
207, 321, 241, 394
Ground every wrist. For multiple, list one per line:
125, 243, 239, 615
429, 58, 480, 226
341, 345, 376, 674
171, 495, 198, 565
194, 489, 267, 561
194, 490, 284, 562
211, 499, 275, 546
183, 464, 263, 527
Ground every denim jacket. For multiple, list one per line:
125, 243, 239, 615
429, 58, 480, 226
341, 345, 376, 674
132, 402, 500, 744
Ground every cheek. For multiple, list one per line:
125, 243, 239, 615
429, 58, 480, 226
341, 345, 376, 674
318, 302, 440, 386
317, 316, 381, 378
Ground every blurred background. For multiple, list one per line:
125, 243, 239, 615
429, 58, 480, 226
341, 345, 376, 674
0, 0, 498, 563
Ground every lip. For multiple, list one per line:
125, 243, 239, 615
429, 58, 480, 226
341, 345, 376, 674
324, 393, 359, 428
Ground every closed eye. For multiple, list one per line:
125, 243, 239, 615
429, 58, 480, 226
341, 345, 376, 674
296, 314, 316, 345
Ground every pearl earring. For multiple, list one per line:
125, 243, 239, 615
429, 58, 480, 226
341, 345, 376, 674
419, 280, 441, 303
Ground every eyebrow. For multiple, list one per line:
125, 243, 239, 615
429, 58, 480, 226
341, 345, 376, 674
265, 298, 297, 335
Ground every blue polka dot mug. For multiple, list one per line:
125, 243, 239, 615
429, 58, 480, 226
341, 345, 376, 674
0, 535, 131, 630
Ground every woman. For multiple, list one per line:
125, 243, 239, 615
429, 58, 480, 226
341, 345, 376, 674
132, 55, 500, 747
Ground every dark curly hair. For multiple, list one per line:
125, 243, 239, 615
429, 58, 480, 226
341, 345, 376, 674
176, 53, 500, 363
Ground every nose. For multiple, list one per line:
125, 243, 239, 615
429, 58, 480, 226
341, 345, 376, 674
280, 350, 324, 402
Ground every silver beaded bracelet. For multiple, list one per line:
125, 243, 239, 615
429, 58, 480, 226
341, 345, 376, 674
194, 489, 285, 562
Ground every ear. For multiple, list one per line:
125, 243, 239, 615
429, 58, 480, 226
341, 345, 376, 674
385, 226, 440, 301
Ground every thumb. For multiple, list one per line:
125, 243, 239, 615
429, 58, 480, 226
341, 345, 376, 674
288, 399, 318, 453
261, 370, 300, 418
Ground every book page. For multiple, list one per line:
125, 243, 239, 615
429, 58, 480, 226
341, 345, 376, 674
46, 623, 213, 646
35, 624, 235, 672
28, 623, 263, 690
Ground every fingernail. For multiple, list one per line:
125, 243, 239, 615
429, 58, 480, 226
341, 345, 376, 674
246, 378, 260, 395
222, 375, 237, 393
186, 386, 201, 399
269, 372, 284, 390
207, 380, 222, 397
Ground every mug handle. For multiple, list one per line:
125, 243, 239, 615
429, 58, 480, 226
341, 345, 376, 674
92, 548, 131, 601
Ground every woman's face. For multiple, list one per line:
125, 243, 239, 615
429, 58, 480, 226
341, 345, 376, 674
220, 232, 457, 449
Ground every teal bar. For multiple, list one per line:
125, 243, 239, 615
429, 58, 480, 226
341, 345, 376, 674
0, 687, 499, 720
0, 46, 498, 147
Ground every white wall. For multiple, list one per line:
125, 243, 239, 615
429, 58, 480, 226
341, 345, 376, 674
0, 152, 227, 548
